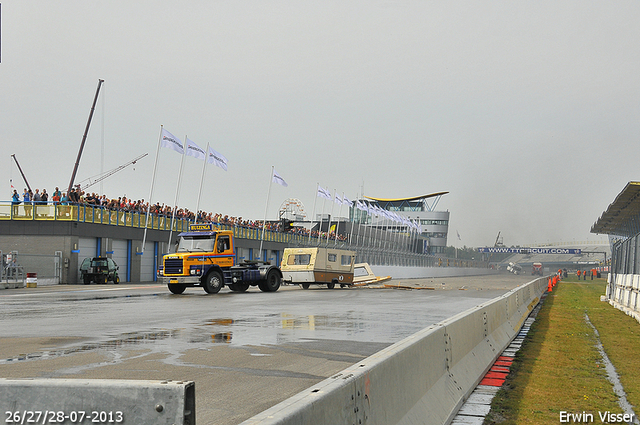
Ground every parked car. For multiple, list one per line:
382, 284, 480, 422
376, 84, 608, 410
80, 257, 120, 284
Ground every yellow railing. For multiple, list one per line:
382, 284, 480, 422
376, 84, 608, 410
1, 203, 489, 268
0, 202, 303, 243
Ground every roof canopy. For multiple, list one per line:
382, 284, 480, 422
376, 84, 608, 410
364, 192, 449, 202
591, 182, 640, 237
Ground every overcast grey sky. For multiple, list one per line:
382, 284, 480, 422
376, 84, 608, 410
2, 1, 637, 247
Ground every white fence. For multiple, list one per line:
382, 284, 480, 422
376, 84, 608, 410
606, 273, 640, 324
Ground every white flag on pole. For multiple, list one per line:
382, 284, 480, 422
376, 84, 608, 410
160, 129, 184, 154
343, 195, 353, 206
317, 186, 331, 200
334, 193, 343, 205
272, 169, 288, 187
207, 147, 228, 171
185, 138, 206, 161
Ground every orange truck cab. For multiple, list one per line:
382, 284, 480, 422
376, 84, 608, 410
159, 223, 282, 295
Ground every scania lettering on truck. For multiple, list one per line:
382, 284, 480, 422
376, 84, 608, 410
159, 223, 282, 294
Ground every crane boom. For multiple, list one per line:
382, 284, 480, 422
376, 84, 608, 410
11, 154, 31, 192
68, 79, 104, 195
80, 153, 148, 191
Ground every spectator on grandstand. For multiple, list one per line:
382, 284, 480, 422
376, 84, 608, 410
23, 189, 32, 217
11, 189, 20, 216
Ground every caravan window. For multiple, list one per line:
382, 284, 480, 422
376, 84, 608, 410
287, 254, 311, 265
341, 255, 352, 266
327, 253, 337, 262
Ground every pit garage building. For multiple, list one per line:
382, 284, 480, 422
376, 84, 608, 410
592, 181, 640, 323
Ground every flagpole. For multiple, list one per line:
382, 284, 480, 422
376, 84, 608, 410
355, 200, 364, 247
371, 205, 380, 263
362, 202, 372, 261
326, 189, 336, 246
382, 208, 390, 261
334, 192, 344, 246
141, 125, 164, 254
347, 193, 356, 247
194, 143, 210, 224
167, 135, 187, 252
409, 220, 414, 256
318, 192, 327, 247
308, 183, 319, 245
259, 166, 274, 260
397, 215, 402, 260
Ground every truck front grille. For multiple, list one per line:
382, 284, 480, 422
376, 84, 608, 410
164, 258, 184, 275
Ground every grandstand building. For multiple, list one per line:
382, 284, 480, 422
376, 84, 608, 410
352, 192, 450, 254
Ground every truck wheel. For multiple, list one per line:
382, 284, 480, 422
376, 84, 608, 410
168, 284, 186, 294
301, 283, 310, 290
83, 276, 90, 285
204, 271, 223, 294
229, 283, 250, 292
327, 282, 336, 289
114, 275, 120, 284
259, 270, 281, 292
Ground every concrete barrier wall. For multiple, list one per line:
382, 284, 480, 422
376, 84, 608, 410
242, 276, 547, 425
607, 273, 640, 324
0, 378, 195, 425
370, 265, 498, 279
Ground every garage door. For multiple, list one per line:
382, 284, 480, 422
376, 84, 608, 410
236, 247, 249, 262
140, 241, 156, 282
111, 239, 128, 282
77, 237, 98, 281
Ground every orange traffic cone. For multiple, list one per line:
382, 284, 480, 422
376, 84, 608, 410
548, 278, 553, 292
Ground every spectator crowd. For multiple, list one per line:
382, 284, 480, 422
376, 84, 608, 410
10, 185, 348, 241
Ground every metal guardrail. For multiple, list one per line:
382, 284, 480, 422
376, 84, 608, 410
1, 265, 24, 288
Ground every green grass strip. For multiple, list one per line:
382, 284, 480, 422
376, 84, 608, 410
484, 277, 640, 424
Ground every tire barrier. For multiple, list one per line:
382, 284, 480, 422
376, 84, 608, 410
0, 378, 195, 425
242, 276, 548, 425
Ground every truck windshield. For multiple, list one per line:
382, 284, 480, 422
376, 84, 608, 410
177, 236, 215, 252
91, 259, 108, 267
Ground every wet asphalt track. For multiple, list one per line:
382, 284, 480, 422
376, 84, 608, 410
0, 274, 533, 425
